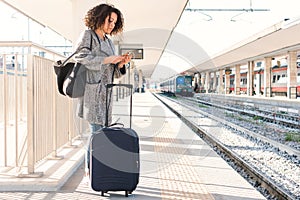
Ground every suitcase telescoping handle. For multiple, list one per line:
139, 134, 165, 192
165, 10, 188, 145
105, 83, 133, 128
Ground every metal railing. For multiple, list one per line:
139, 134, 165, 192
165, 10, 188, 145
0, 41, 87, 176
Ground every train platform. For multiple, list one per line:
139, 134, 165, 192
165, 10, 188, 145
0, 92, 266, 200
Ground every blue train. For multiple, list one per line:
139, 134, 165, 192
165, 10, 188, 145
160, 75, 194, 97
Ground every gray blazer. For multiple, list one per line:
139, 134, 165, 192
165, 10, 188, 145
74, 29, 125, 125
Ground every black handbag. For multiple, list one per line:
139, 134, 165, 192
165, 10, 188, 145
54, 50, 87, 98
62, 61, 87, 98
54, 34, 92, 98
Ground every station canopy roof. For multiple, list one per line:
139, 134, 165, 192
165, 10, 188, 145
186, 18, 300, 75
3, 0, 300, 80
3, 0, 188, 78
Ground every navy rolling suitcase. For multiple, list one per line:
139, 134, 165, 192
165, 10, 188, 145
90, 84, 140, 197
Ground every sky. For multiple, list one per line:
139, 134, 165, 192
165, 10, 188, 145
151, 0, 300, 81
0, 1, 71, 48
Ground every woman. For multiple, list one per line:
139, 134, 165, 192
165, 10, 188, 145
74, 3, 131, 177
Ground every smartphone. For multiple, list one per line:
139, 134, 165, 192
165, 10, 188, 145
125, 51, 134, 57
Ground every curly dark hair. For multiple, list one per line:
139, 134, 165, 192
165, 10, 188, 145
84, 4, 124, 35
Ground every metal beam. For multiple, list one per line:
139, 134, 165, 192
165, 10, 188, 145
185, 8, 270, 12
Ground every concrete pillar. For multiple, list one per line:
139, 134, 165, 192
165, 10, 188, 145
287, 51, 297, 99
213, 71, 217, 92
255, 66, 262, 96
235, 65, 241, 95
219, 69, 224, 94
130, 64, 136, 98
205, 71, 210, 93
201, 73, 205, 92
197, 73, 201, 92
125, 61, 135, 89
138, 69, 143, 93
194, 73, 200, 93
225, 71, 230, 94
264, 57, 272, 97
247, 61, 254, 96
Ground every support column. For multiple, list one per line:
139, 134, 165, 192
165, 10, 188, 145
138, 69, 143, 93
194, 73, 200, 93
201, 73, 205, 93
264, 57, 272, 97
205, 71, 210, 93
235, 65, 241, 95
213, 71, 217, 92
218, 69, 224, 94
122, 63, 128, 84
247, 61, 254, 96
287, 51, 297, 99
197, 73, 201, 89
126, 62, 135, 96
256, 67, 262, 96
225, 71, 230, 94
129, 63, 135, 86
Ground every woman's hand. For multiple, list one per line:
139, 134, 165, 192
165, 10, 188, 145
103, 53, 132, 68
117, 53, 133, 68
103, 55, 124, 65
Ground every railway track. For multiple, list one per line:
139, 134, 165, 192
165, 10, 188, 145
153, 93, 300, 200
185, 96, 300, 151
189, 96, 300, 129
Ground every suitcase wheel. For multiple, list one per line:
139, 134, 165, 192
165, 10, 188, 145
101, 191, 108, 196
125, 191, 133, 197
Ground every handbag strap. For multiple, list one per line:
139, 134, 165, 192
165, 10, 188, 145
92, 30, 101, 46
91, 30, 116, 57
59, 33, 93, 67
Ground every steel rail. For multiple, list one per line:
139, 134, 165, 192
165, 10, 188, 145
189, 97, 300, 129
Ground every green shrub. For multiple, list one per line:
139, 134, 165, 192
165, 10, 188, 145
285, 132, 300, 142
253, 115, 263, 120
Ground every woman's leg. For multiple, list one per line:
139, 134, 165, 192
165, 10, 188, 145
85, 123, 103, 176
